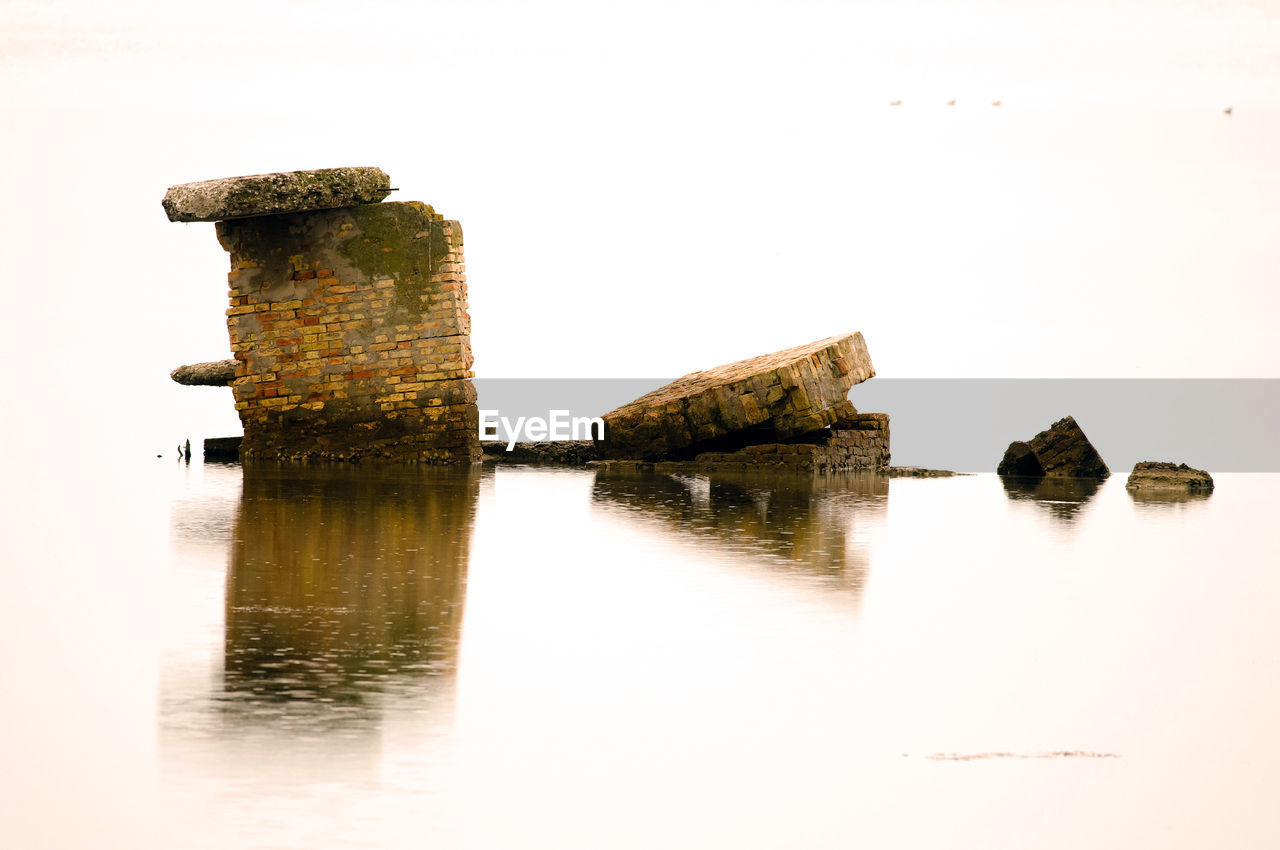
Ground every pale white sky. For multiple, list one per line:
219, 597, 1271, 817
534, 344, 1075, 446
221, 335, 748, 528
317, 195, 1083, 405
1, 0, 1277, 446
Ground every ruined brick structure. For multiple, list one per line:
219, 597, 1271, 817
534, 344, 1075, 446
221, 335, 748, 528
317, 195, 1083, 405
166, 168, 479, 463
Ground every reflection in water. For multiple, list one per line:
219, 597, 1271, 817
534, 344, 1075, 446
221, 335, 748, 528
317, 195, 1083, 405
1128, 488, 1213, 509
590, 468, 887, 592
221, 464, 481, 726
999, 475, 1102, 523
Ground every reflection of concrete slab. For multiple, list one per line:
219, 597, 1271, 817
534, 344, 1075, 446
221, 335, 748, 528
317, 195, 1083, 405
999, 475, 1102, 523
591, 467, 887, 589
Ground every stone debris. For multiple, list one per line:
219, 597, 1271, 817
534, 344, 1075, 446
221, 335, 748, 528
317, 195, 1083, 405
601, 333, 875, 460
162, 167, 392, 223
997, 416, 1109, 479
888, 466, 960, 478
171, 359, 237, 387
1126, 461, 1213, 494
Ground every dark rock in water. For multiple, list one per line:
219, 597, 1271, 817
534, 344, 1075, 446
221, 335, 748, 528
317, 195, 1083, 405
204, 436, 243, 462
162, 167, 392, 222
996, 416, 1109, 479
1126, 462, 1213, 495
171, 359, 237, 387
997, 441, 1044, 476
482, 440, 602, 465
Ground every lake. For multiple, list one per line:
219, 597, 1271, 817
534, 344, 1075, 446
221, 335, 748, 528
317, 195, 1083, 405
6, 460, 1274, 848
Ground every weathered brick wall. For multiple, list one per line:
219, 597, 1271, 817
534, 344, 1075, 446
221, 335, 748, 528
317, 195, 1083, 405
215, 201, 479, 463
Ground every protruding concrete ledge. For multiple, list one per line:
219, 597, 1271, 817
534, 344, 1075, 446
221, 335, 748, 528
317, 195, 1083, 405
171, 359, 237, 386
601, 333, 875, 460
162, 167, 392, 222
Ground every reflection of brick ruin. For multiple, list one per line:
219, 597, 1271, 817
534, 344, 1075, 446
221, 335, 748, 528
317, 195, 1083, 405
224, 466, 480, 707
165, 167, 479, 463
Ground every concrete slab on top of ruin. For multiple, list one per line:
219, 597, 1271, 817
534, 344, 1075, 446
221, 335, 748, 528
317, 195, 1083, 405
162, 167, 392, 223
600, 333, 875, 460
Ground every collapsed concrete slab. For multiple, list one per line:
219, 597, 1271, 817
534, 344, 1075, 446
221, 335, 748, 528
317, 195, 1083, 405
162, 167, 392, 223
171, 359, 237, 387
600, 333, 874, 460
1126, 462, 1213, 495
996, 416, 1109, 479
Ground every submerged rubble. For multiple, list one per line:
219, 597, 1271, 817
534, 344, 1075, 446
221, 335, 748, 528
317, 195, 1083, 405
171, 359, 237, 387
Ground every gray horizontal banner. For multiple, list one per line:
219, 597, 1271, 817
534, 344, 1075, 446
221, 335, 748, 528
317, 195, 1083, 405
472, 379, 1280, 472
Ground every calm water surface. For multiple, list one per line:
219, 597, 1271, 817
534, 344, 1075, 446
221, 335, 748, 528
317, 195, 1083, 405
5, 463, 1279, 848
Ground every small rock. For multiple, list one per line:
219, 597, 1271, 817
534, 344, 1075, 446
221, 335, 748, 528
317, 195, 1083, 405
1126, 461, 1213, 494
